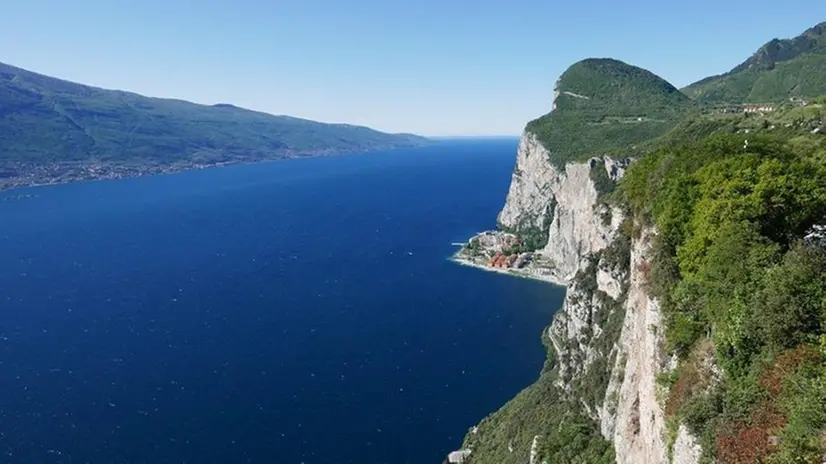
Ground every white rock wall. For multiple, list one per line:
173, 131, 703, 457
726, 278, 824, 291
456, 130, 703, 464
497, 132, 624, 283
505, 131, 701, 464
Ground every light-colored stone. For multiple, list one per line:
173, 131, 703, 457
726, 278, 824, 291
497, 133, 558, 236
805, 224, 826, 248
608, 228, 668, 464
447, 449, 471, 463
596, 229, 702, 464
451, 130, 704, 464
604, 156, 630, 181
597, 266, 623, 300
497, 132, 624, 283
673, 424, 703, 464
502, 132, 702, 463
540, 160, 619, 281
529, 435, 541, 464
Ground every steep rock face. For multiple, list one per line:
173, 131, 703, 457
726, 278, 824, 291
604, 228, 668, 463
497, 132, 625, 282
540, 159, 620, 281
497, 134, 558, 242
503, 131, 699, 463
451, 130, 701, 464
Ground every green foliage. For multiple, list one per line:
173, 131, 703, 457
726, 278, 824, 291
620, 127, 826, 460
458, 29, 826, 463
589, 158, 616, 198
462, 362, 616, 464
501, 200, 557, 254
748, 53, 826, 102
753, 245, 826, 349
599, 227, 631, 276
682, 69, 762, 104
462, 245, 628, 464
579, 289, 627, 409
525, 59, 691, 168
0, 61, 426, 166
571, 254, 599, 303
540, 417, 615, 464
460, 360, 565, 463
465, 237, 482, 252
771, 350, 826, 463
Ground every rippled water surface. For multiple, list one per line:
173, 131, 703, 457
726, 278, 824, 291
0, 139, 565, 463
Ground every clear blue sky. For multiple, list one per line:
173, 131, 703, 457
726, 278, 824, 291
1, 1, 825, 136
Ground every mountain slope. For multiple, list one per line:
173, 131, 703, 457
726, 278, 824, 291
0, 61, 426, 186
447, 21, 826, 464
683, 21, 826, 103
525, 58, 692, 167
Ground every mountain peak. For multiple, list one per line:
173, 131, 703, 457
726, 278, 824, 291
804, 21, 826, 37
528, 59, 690, 166
734, 22, 826, 73
684, 20, 826, 103
552, 57, 687, 112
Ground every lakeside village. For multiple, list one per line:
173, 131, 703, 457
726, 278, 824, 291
452, 231, 558, 283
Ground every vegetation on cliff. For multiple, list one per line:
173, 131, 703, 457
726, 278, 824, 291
524, 23, 826, 169
459, 22, 826, 464
621, 130, 826, 462
459, 321, 616, 464
460, 232, 631, 464
497, 201, 556, 253
525, 58, 691, 168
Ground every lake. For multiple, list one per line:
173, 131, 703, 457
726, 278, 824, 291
0, 139, 565, 463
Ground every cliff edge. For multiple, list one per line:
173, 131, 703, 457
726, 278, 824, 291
448, 23, 826, 464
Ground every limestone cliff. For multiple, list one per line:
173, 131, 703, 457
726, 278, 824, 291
497, 132, 627, 283
450, 130, 701, 464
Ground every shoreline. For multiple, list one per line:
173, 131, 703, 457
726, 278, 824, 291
0, 143, 429, 193
449, 249, 567, 287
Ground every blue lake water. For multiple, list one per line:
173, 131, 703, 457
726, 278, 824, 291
0, 139, 565, 464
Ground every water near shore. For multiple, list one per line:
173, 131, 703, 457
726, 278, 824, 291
0, 139, 565, 464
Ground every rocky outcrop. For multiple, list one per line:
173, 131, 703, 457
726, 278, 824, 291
447, 449, 472, 464
805, 224, 826, 248
605, 228, 668, 463
672, 425, 703, 464
497, 132, 626, 283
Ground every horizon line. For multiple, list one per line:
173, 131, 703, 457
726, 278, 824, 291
425, 134, 521, 139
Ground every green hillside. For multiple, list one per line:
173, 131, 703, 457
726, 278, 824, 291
0, 61, 426, 167
466, 21, 826, 464
683, 21, 826, 104
620, 127, 826, 464
525, 58, 692, 167
642, 96, 826, 151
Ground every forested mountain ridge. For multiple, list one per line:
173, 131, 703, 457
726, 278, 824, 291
0, 61, 427, 189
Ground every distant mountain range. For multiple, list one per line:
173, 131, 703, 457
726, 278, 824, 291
0, 62, 427, 189
683, 21, 826, 103
525, 21, 826, 167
